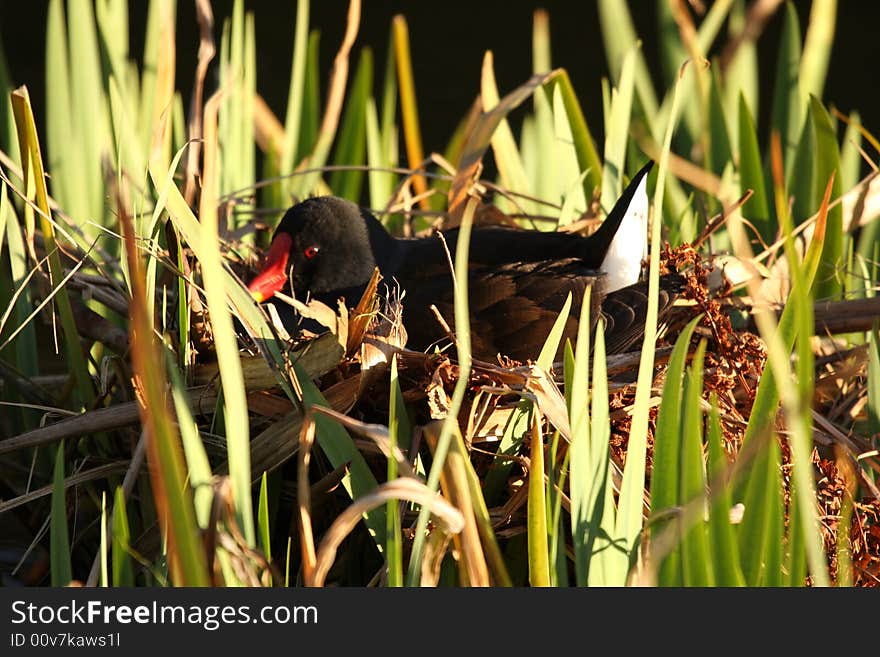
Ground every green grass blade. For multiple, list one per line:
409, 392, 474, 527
869, 326, 880, 438
100, 492, 108, 587
165, 350, 213, 528
201, 93, 254, 546
568, 288, 593, 585
586, 321, 619, 586
112, 485, 134, 586
46, 0, 74, 217
799, 0, 837, 105
297, 366, 387, 550
597, 0, 658, 120
788, 103, 815, 223
601, 43, 637, 214
810, 96, 843, 300
392, 15, 428, 206
614, 58, 689, 578
527, 413, 550, 587
329, 47, 372, 200
280, 0, 309, 183
651, 315, 702, 586
839, 111, 862, 194
481, 52, 534, 214
0, 32, 20, 167
549, 71, 602, 204
366, 97, 391, 210
51, 441, 72, 586
724, 1, 759, 143
770, 2, 804, 177
707, 68, 732, 177
68, 0, 109, 228
300, 30, 322, 165
258, 472, 272, 564
737, 94, 772, 242
386, 355, 405, 587
706, 395, 745, 586
1, 185, 39, 408
12, 86, 94, 408
680, 341, 714, 586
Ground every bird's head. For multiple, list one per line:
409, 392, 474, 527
248, 196, 391, 303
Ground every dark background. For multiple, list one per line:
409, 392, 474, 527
1, 1, 878, 157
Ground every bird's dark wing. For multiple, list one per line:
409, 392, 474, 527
398, 258, 603, 362
398, 259, 685, 362
599, 273, 686, 355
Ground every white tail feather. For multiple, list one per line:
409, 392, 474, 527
600, 173, 648, 293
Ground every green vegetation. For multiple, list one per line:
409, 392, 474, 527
0, 0, 877, 587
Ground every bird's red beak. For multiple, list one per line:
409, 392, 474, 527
248, 233, 293, 302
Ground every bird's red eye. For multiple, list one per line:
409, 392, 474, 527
304, 245, 320, 259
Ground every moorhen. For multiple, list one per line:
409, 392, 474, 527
248, 161, 681, 362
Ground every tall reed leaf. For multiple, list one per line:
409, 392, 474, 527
614, 60, 689, 578
51, 441, 72, 586
112, 485, 134, 587
651, 315, 702, 586
201, 91, 254, 546
810, 96, 843, 300
527, 414, 550, 587
11, 86, 94, 408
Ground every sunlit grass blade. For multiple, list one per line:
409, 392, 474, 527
164, 348, 212, 527
738, 94, 772, 242
731, 134, 831, 587
707, 68, 732, 178
869, 326, 880, 439
112, 485, 134, 586
68, 0, 108, 229
839, 111, 862, 193
568, 288, 593, 585
770, 2, 804, 176
680, 341, 714, 586
291, 1, 360, 198
300, 30, 322, 164
329, 47, 372, 200
392, 14, 428, 208
723, 0, 759, 143
481, 51, 534, 215
280, 0, 309, 190
601, 43, 636, 212
596, 0, 658, 120
11, 86, 94, 408
385, 355, 405, 587
788, 103, 815, 223
527, 413, 550, 587
0, 184, 38, 430
0, 33, 20, 167
799, 0, 837, 105
614, 59, 689, 581
548, 70, 602, 204
650, 315, 702, 587
100, 492, 108, 587
258, 472, 272, 567
51, 441, 72, 586
201, 90, 254, 545
706, 395, 745, 586
587, 323, 618, 585
810, 96, 843, 300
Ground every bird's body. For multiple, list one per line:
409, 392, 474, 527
249, 161, 681, 361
